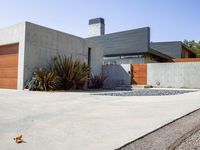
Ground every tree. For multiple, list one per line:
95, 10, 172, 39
183, 40, 200, 58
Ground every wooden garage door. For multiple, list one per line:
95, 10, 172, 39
0, 44, 19, 89
131, 64, 147, 85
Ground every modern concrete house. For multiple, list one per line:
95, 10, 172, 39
0, 18, 197, 90
86, 18, 199, 89
0, 22, 103, 89
87, 18, 195, 64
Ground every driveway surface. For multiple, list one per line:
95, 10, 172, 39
0, 89, 200, 150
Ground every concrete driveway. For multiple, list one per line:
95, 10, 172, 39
0, 89, 200, 150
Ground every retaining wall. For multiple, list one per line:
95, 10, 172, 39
147, 62, 200, 89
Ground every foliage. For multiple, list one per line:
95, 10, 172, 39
26, 68, 61, 91
52, 55, 91, 90
89, 74, 107, 89
27, 54, 91, 91
183, 40, 200, 57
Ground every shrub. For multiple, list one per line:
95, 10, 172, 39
26, 68, 61, 91
89, 74, 106, 89
27, 55, 91, 91
52, 55, 91, 90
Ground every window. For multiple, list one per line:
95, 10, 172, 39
104, 54, 144, 60
88, 48, 91, 65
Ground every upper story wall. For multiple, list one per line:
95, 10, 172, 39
150, 42, 182, 58
87, 27, 150, 56
24, 22, 103, 83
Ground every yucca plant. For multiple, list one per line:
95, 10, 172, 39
26, 68, 61, 91
89, 74, 107, 89
52, 55, 91, 90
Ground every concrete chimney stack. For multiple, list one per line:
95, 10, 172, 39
88, 18, 105, 37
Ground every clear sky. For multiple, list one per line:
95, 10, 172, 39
0, 0, 199, 42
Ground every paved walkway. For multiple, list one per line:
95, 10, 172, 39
0, 89, 200, 150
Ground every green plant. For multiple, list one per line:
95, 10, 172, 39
183, 40, 200, 57
26, 68, 61, 91
52, 55, 91, 90
89, 74, 106, 89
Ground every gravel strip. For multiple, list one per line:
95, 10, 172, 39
174, 127, 200, 150
94, 89, 194, 96
116, 108, 200, 150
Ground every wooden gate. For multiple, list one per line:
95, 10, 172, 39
131, 64, 147, 85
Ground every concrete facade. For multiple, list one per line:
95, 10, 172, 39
0, 22, 103, 90
87, 18, 195, 65
147, 62, 200, 89
24, 22, 103, 85
102, 64, 131, 89
88, 26, 174, 64
88, 27, 150, 56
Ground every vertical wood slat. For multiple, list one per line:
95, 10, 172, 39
0, 43, 19, 89
131, 64, 147, 85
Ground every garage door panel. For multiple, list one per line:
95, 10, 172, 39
0, 78, 17, 89
0, 67, 18, 78
0, 54, 18, 68
0, 44, 18, 55
0, 43, 18, 89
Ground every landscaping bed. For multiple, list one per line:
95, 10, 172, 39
94, 89, 195, 96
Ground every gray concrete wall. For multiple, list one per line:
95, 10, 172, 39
150, 42, 182, 58
88, 27, 150, 56
102, 64, 131, 89
147, 62, 200, 89
0, 23, 26, 90
24, 22, 103, 84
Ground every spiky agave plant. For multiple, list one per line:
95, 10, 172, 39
52, 55, 90, 90
26, 68, 61, 91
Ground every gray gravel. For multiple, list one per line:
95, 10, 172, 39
117, 108, 200, 150
94, 89, 194, 96
175, 128, 200, 150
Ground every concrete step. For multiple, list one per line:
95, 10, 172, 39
114, 87, 132, 91
132, 85, 153, 89
114, 84, 133, 90
114, 84, 153, 90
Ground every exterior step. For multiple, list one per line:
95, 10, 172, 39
114, 84, 133, 90
132, 85, 153, 89
115, 85, 153, 90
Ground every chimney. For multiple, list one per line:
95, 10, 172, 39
88, 18, 105, 37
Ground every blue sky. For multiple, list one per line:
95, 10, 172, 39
0, 0, 199, 41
